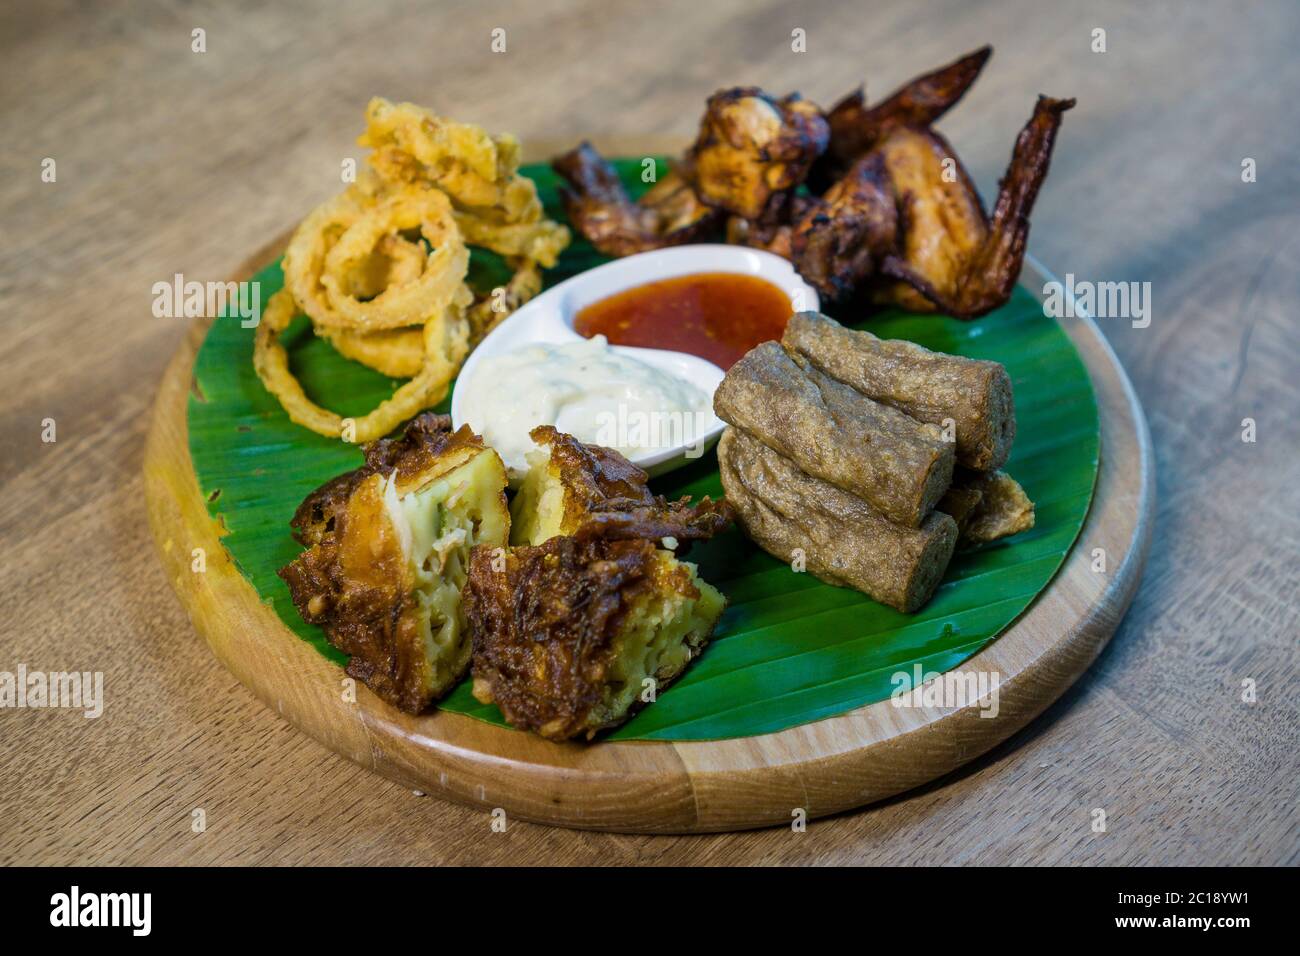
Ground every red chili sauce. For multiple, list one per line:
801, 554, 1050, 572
573, 272, 794, 370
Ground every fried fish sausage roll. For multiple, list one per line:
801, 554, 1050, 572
938, 468, 1035, 545
279, 413, 510, 713
718, 429, 957, 612
465, 535, 726, 740
782, 312, 1015, 470
713, 341, 954, 527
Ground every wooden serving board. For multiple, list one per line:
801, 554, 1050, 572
145, 231, 1153, 833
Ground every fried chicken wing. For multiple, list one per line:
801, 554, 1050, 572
509, 426, 733, 547
552, 141, 720, 256
552, 47, 1072, 318
818, 45, 992, 180
732, 151, 898, 302
681, 88, 829, 220
279, 413, 510, 713
874, 96, 1075, 318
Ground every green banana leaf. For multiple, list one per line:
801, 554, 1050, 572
189, 158, 1098, 741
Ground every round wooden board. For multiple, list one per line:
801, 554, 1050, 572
145, 231, 1153, 833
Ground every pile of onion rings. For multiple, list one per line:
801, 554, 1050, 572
255, 98, 570, 441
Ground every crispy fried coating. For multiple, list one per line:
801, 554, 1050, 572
465, 535, 726, 740
732, 152, 898, 302
875, 96, 1075, 318
938, 467, 1035, 545
718, 428, 957, 612
714, 343, 954, 527
552, 142, 720, 256
510, 426, 733, 547
551, 49, 1071, 316
782, 312, 1015, 470
680, 88, 829, 221
280, 413, 510, 713
818, 45, 992, 180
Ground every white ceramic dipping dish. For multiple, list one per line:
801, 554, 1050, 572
451, 244, 820, 480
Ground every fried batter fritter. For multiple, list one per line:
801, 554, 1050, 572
465, 534, 726, 741
552, 142, 720, 256
680, 87, 829, 221
470, 429, 732, 740
509, 426, 733, 547
279, 413, 510, 713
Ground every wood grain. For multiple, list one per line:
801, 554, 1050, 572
2, 0, 1297, 862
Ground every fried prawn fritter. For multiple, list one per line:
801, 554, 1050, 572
552, 142, 720, 256
465, 535, 726, 741
680, 88, 829, 221
509, 426, 733, 547
873, 95, 1075, 318
279, 413, 510, 713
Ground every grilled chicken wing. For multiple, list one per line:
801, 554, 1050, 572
554, 48, 1072, 318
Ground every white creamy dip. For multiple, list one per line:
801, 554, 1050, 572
458, 335, 712, 476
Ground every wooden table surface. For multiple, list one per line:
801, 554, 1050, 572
2, 0, 1296, 866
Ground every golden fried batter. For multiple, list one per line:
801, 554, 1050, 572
465, 534, 726, 741
509, 426, 733, 547
280, 413, 510, 713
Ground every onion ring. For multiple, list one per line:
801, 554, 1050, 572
360, 99, 544, 224
259, 99, 569, 441
254, 287, 471, 442
317, 324, 425, 378
330, 233, 426, 301
359, 98, 511, 184
281, 187, 372, 332
317, 186, 468, 331
453, 212, 571, 269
